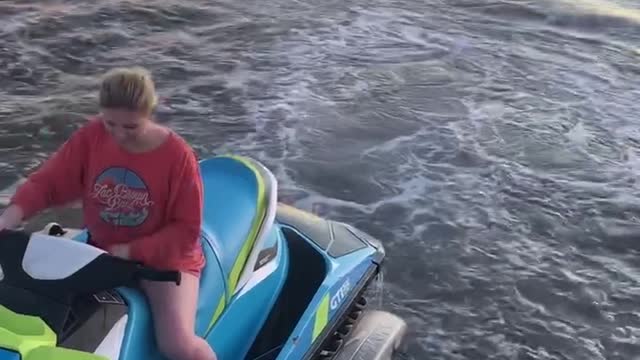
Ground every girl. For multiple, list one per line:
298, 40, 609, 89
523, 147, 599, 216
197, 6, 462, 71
0, 67, 217, 360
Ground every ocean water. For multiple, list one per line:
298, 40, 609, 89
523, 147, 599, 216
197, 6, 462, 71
1, 0, 640, 359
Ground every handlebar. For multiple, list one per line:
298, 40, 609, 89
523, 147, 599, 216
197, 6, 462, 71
135, 263, 182, 285
0, 228, 183, 334
0, 228, 182, 288
43, 224, 182, 285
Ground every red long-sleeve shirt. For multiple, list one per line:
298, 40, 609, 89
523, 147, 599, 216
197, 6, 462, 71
11, 117, 205, 275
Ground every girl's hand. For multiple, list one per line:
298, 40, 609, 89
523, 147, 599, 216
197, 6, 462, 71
109, 244, 131, 259
0, 204, 24, 232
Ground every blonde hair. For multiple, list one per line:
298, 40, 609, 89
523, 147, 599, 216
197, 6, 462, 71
99, 67, 158, 114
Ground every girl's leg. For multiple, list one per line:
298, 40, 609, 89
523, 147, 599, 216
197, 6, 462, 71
140, 272, 217, 360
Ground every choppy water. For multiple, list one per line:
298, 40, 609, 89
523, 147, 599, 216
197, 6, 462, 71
2, 0, 640, 359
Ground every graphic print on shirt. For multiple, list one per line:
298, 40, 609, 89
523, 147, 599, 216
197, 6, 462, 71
91, 167, 154, 227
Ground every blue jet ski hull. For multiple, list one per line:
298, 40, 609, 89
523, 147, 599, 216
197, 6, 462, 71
0, 349, 20, 360
0, 155, 404, 360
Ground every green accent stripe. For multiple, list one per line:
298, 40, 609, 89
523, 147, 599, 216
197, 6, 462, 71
312, 294, 330, 341
26, 346, 109, 360
204, 155, 272, 335
225, 155, 268, 298
0, 304, 107, 359
0, 305, 57, 358
205, 294, 227, 335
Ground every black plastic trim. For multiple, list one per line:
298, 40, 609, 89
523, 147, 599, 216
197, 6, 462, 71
275, 204, 371, 258
0, 229, 180, 335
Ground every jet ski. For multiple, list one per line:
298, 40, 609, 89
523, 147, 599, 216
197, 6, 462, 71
0, 155, 407, 360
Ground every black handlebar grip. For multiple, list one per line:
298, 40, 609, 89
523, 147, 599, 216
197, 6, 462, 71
136, 266, 182, 286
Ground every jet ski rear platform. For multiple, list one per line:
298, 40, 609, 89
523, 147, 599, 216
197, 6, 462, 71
0, 155, 407, 360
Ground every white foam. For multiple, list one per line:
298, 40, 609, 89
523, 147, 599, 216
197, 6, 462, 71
550, 0, 640, 24
565, 122, 592, 147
